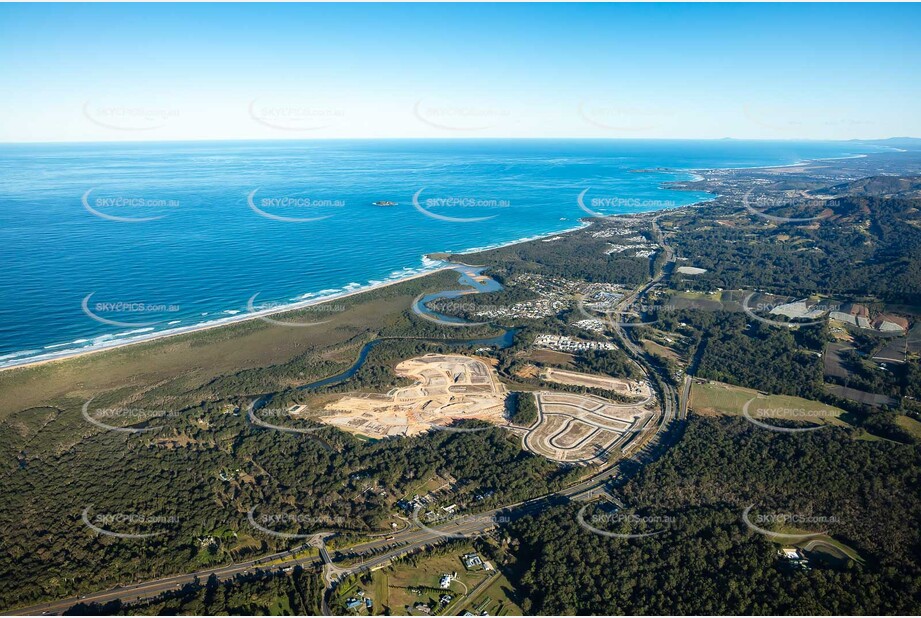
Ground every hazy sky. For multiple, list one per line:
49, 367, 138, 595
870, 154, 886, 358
1, 2, 918, 142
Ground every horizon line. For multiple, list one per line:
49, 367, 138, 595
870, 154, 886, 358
1, 135, 918, 147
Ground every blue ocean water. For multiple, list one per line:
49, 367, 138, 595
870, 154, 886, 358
0, 139, 883, 367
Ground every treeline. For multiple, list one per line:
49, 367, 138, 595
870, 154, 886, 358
69, 567, 324, 616
507, 392, 538, 426
502, 416, 921, 615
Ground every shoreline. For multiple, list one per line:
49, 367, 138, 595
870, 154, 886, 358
0, 222, 601, 375
0, 267, 453, 374
0, 148, 888, 375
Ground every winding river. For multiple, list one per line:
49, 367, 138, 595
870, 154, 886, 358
251, 264, 514, 418
301, 264, 513, 391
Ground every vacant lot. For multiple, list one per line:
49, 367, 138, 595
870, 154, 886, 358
541, 367, 651, 399
456, 570, 523, 616
895, 415, 921, 440
522, 348, 575, 366
321, 354, 508, 438
524, 391, 656, 464
643, 339, 682, 364
691, 380, 847, 427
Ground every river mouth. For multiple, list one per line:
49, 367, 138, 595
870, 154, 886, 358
412, 264, 503, 325
305, 264, 512, 390
249, 264, 515, 422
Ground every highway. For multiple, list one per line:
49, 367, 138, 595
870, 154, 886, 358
5, 216, 688, 617
1, 543, 319, 617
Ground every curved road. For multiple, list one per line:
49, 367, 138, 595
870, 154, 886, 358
5, 216, 689, 616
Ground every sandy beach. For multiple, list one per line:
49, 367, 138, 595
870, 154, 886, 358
0, 217, 604, 375
2, 146, 868, 376
0, 266, 454, 375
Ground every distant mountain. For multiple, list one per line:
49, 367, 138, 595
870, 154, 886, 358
821, 174, 921, 198
854, 137, 921, 150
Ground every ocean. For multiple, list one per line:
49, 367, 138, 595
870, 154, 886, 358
0, 139, 884, 368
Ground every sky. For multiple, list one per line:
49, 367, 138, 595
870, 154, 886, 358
0, 2, 918, 142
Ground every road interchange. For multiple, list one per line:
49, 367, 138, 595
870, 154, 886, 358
4, 215, 688, 616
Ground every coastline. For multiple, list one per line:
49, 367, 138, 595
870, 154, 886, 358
0, 267, 453, 374
0, 221, 599, 374
660, 150, 898, 212
0, 148, 887, 375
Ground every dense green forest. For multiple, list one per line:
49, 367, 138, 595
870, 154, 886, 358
507, 391, 538, 426
0, 400, 580, 609
668, 195, 921, 306
503, 416, 921, 615
654, 308, 826, 398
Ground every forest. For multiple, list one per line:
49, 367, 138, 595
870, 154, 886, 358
669, 195, 921, 306
0, 398, 580, 609
503, 416, 921, 615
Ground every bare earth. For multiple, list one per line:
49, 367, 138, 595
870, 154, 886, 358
321, 355, 659, 465
540, 367, 652, 400
524, 391, 657, 465
320, 354, 508, 438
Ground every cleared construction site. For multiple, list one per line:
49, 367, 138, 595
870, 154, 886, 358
540, 367, 652, 400
523, 389, 656, 465
319, 354, 508, 438
320, 355, 658, 466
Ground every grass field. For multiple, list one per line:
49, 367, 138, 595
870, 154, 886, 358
642, 339, 681, 364
349, 546, 493, 615
690, 380, 847, 427
522, 348, 576, 367
0, 268, 464, 422
268, 593, 294, 616
455, 571, 523, 616
895, 414, 921, 439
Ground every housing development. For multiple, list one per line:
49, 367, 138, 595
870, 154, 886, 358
1, 3, 920, 617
